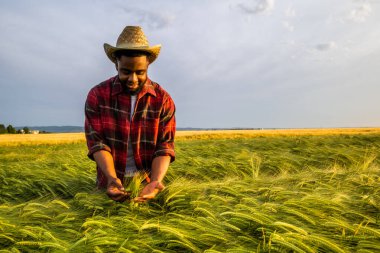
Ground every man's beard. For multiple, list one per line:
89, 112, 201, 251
127, 85, 143, 95
123, 81, 145, 95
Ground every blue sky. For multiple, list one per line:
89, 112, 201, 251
0, 0, 379, 128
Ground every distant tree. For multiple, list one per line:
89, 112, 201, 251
17, 129, 22, 134
7, 125, 16, 134
0, 124, 6, 134
23, 127, 30, 134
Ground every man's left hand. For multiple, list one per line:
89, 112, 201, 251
134, 181, 165, 202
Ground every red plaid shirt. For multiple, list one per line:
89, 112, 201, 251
85, 76, 176, 188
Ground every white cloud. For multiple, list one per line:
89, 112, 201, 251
282, 21, 294, 32
121, 8, 175, 29
285, 6, 296, 17
237, 0, 275, 15
348, 3, 372, 22
315, 41, 337, 51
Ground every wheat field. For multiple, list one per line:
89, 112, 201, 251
0, 129, 380, 252
1, 128, 380, 146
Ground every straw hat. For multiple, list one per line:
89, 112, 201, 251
104, 26, 161, 64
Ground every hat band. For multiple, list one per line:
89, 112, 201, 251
116, 43, 150, 49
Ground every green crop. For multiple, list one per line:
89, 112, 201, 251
0, 133, 380, 252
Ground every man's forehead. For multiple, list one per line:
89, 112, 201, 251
118, 56, 149, 65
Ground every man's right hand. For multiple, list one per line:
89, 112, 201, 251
106, 177, 130, 202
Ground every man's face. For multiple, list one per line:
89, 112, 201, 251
116, 55, 149, 94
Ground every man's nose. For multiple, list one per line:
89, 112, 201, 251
128, 73, 138, 82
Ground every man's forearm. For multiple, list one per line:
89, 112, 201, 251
93, 150, 118, 183
150, 156, 171, 182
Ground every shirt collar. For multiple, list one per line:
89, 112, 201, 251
111, 75, 156, 97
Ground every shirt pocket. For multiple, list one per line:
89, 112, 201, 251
138, 105, 160, 129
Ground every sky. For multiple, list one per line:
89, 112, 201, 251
0, 0, 379, 128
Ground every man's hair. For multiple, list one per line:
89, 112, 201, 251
114, 50, 150, 60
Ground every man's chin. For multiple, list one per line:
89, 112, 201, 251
127, 88, 138, 93
127, 86, 143, 95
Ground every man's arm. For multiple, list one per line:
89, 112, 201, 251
93, 150, 117, 180
135, 95, 176, 202
153, 95, 176, 161
150, 155, 171, 182
85, 88, 112, 160
93, 150, 129, 202
85, 88, 128, 201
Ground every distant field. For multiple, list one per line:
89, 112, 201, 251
0, 133, 86, 145
176, 128, 380, 139
1, 128, 380, 145
0, 129, 380, 252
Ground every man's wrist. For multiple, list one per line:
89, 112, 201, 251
106, 176, 119, 185
150, 180, 161, 188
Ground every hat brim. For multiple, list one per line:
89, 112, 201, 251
104, 43, 161, 64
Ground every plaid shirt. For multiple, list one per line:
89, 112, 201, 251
85, 76, 176, 188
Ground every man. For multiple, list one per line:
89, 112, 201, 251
85, 26, 176, 202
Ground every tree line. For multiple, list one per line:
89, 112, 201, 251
0, 124, 31, 134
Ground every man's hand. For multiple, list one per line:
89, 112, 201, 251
134, 181, 165, 202
106, 177, 130, 202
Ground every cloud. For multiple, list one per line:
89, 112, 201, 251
315, 41, 337, 51
285, 6, 296, 17
237, 0, 275, 15
282, 21, 294, 32
121, 8, 175, 29
348, 3, 372, 22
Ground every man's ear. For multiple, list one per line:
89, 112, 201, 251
114, 61, 118, 71
147, 56, 151, 66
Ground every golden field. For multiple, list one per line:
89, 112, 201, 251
175, 127, 380, 140
0, 128, 380, 146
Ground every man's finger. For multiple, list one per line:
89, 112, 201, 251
110, 193, 129, 202
106, 191, 123, 199
133, 192, 156, 202
114, 194, 129, 202
133, 196, 151, 202
133, 197, 145, 202
107, 188, 131, 202
142, 193, 156, 199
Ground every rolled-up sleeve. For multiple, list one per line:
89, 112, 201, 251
154, 95, 176, 162
84, 89, 111, 160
